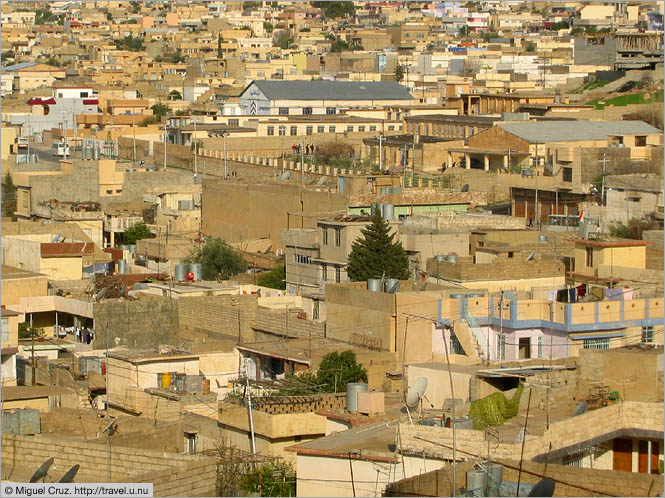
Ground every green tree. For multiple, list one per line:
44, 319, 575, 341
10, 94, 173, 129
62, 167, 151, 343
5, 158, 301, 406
609, 217, 659, 240
394, 64, 405, 83
45, 56, 61, 67
256, 265, 286, 290
169, 89, 182, 100
2, 173, 17, 218
151, 103, 169, 120
184, 238, 248, 281
316, 350, 368, 392
346, 210, 410, 282
240, 460, 295, 497
2, 50, 15, 63
458, 25, 468, 37
313, 1, 355, 19
35, 8, 56, 25
123, 222, 154, 245
525, 41, 536, 52
115, 35, 145, 52
139, 116, 158, 127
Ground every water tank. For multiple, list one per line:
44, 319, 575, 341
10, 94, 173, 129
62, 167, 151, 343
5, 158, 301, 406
466, 469, 487, 497
486, 463, 504, 496
435, 255, 447, 262
382, 203, 395, 221
384, 278, 400, 294
368, 278, 382, 292
174, 264, 188, 282
447, 254, 459, 264
117, 259, 129, 274
189, 263, 203, 281
346, 382, 368, 413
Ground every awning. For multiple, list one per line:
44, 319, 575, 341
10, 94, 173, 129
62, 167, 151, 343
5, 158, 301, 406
83, 99, 99, 105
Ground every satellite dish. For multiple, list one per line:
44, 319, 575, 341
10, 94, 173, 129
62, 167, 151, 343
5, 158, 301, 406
461, 184, 469, 192
527, 477, 555, 497
573, 401, 588, 417
406, 377, 428, 408
29, 458, 54, 483
59, 465, 80, 483
525, 250, 536, 262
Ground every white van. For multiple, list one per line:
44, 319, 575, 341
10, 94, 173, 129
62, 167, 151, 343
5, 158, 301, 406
53, 142, 70, 157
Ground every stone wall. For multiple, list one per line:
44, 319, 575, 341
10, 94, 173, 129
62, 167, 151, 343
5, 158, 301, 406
250, 393, 346, 414
178, 294, 258, 344
426, 256, 564, 282
93, 295, 178, 349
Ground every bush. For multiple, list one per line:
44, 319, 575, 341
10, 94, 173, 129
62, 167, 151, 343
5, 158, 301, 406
123, 222, 153, 245
184, 238, 248, 281
256, 265, 286, 290
469, 382, 524, 429
609, 217, 660, 240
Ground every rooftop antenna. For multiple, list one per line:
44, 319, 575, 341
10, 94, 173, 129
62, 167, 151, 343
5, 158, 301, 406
59, 465, 80, 483
29, 458, 54, 483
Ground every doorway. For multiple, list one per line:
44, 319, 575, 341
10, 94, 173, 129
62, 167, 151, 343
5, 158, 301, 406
518, 338, 531, 359
613, 438, 633, 472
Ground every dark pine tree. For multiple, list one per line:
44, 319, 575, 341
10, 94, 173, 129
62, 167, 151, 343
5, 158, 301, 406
346, 209, 410, 282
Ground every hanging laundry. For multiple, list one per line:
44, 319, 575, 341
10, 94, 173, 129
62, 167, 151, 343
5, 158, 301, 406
605, 287, 623, 301
576, 284, 587, 298
569, 287, 577, 303
546, 289, 557, 302
622, 287, 634, 301
557, 289, 568, 302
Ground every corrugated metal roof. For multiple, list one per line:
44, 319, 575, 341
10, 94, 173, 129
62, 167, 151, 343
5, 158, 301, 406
246, 80, 413, 101
3, 62, 39, 71
498, 120, 661, 143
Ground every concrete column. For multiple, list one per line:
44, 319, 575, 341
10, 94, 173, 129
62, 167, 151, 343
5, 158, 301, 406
110, 231, 115, 248
447, 151, 453, 167
465, 154, 471, 169
503, 155, 508, 169
484, 154, 490, 171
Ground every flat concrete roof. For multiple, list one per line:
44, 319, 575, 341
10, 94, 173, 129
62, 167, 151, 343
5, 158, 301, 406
2, 385, 75, 401
1, 265, 48, 280
108, 349, 199, 364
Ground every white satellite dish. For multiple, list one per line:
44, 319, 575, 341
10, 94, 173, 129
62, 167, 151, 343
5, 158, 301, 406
406, 377, 428, 409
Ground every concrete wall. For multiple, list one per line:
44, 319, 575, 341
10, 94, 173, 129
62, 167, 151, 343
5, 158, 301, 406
178, 294, 258, 344
201, 180, 348, 250
93, 295, 178, 349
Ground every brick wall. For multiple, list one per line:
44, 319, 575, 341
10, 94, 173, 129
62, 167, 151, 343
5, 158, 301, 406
426, 256, 564, 282
178, 294, 258, 343
252, 307, 326, 340
251, 393, 346, 414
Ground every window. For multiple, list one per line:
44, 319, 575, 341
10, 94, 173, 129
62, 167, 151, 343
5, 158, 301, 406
635, 135, 647, 147
583, 337, 610, 350
585, 246, 593, 267
563, 167, 573, 183
347, 126, 354, 132
538, 337, 543, 359
106, 190, 113, 194
322, 227, 328, 245
313, 300, 320, 320
321, 264, 327, 281
326, 107, 336, 115
279, 107, 289, 115
508, 252, 514, 258
388, 125, 395, 131
370, 125, 377, 131
1, 318, 8, 342
628, 196, 641, 203
303, 107, 312, 115
358, 125, 365, 132
229, 119, 239, 126
295, 254, 311, 265
450, 333, 466, 355
257, 71, 265, 78
642, 326, 654, 343
278, 125, 286, 136
329, 126, 336, 133
335, 266, 341, 283
317, 125, 325, 133
290, 126, 297, 136
306, 126, 313, 136
267, 126, 275, 136
335, 228, 341, 247
185, 433, 197, 454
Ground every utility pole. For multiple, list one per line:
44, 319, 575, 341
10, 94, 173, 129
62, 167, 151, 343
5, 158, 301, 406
163, 112, 168, 171
73, 100, 77, 153
499, 291, 504, 364
599, 152, 610, 206
301, 135, 305, 185
534, 142, 539, 228
132, 113, 136, 167
30, 314, 35, 386
222, 131, 229, 179
193, 120, 198, 181
378, 133, 385, 171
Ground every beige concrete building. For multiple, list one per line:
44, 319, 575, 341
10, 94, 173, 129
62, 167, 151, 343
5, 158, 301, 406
1, 309, 20, 387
